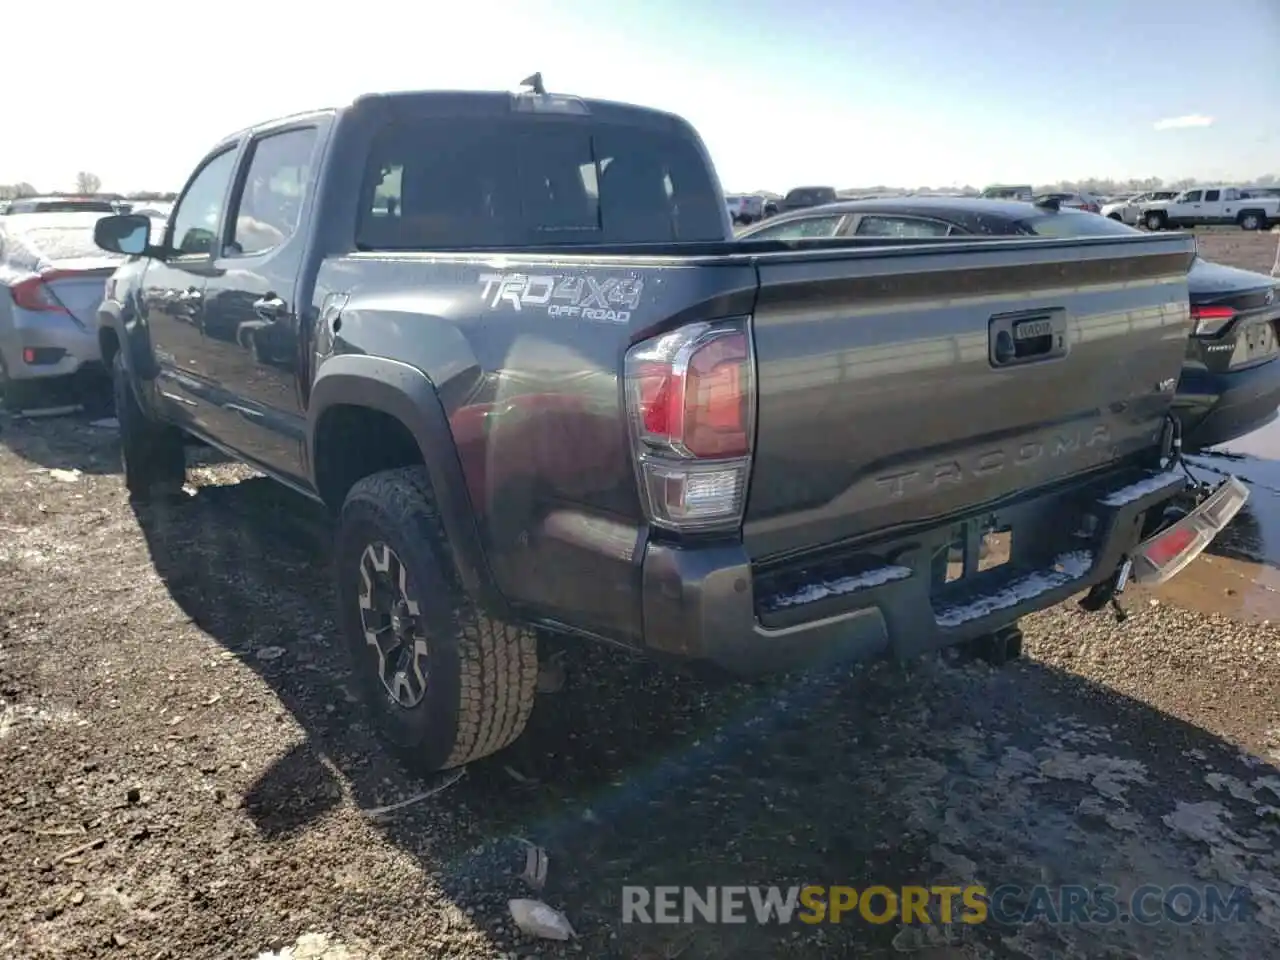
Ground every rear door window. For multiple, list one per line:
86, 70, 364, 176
854, 215, 952, 238
358, 118, 724, 249
744, 215, 844, 240
227, 127, 318, 257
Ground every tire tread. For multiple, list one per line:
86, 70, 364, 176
343, 466, 536, 769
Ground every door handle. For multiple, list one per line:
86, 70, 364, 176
253, 295, 287, 322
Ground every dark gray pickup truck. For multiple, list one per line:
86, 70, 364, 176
91, 84, 1247, 772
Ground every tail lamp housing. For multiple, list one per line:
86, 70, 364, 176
624, 318, 755, 531
1191, 304, 1236, 337
10, 270, 77, 315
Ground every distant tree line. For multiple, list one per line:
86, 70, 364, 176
0, 177, 178, 202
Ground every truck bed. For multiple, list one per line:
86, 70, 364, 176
315, 230, 1196, 646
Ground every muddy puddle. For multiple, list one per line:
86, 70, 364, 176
1138, 417, 1280, 622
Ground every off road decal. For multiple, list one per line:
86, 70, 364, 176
477, 272, 643, 324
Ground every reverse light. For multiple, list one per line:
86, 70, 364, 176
1191, 304, 1236, 337
624, 319, 755, 531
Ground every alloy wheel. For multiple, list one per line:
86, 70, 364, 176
357, 541, 430, 708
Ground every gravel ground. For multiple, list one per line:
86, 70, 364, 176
2, 232, 1280, 960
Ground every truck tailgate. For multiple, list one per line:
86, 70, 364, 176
743, 233, 1197, 560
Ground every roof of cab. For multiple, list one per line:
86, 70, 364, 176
215, 88, 690, 152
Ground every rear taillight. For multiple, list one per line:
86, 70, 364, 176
1191, 304, 1236, 337
10, 270, 76, 314
624, 318, 755, 531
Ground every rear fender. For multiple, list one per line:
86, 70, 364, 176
307, 353, 508, 617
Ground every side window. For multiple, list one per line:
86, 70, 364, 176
1204, 190, 1221, 202
855, 215, 950, 238
746, 216, 843, 240
167, 150, 238, 256
1181, 190, 1203, 203
227, 128, 318, 257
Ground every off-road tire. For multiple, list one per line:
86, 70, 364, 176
113, 351, 186, 501
335, 466, 537, 771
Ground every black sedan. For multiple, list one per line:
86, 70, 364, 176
739, 197, 1280, 452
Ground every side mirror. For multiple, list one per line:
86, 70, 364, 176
94, 214, 156, 257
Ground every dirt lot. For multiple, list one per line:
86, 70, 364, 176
2, 232, 1280, 960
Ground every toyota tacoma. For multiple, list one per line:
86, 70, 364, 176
91, 81, 1246, 772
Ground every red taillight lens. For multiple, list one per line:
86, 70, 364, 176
1144, 525, 1197, 567
10, 273, 71, 313
625, 319, 755, 530
629, 325, 751, 458
1190, 304, 1236, 337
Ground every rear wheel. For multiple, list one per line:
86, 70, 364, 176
1144, 211, 1166, 231
1239, 211, 1266, 231
335, 466, 538, 771
113, 351, 186, 501
1107, 213, 1123, 221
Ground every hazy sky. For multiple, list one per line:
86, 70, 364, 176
7, 0, 1277, 193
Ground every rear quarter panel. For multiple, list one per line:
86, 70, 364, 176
311, 253, 757, 641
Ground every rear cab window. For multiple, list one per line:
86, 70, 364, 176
357, 116, 725, 249
1014, 211, 1143, 239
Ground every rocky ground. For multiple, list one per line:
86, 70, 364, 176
1, 231, 1279, 960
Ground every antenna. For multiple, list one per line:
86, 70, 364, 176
520, 72, 546, 95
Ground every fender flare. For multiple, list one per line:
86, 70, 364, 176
307, 353, 508, 617
97, 299, 164, 415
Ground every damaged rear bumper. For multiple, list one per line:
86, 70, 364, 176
1128, 475, 1248, 585
640, 465, 1244, 676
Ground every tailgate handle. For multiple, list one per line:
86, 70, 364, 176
990, 309, 1068, 368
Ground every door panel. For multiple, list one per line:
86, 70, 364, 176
199, 126, 319, 483
1200, 190, 1224, 225
144, 148, 239, 429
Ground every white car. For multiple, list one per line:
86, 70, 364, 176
1101, 191, 1178, 225
1139, 187, 1280, 231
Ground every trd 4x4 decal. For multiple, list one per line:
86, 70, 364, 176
478, 272, 644, 324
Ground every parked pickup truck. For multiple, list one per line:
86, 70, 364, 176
1139, 187, 1280, 232
92, 84, 1247, 772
